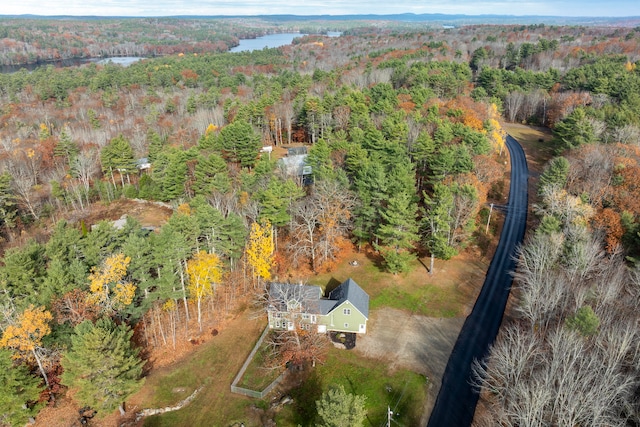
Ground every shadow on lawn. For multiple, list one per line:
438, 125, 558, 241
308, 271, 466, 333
287, 370, 323, 426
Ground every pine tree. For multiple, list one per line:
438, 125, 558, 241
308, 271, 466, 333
193, 153, 230, 196
218, 119, 261, 168
539, 156, 570, 193
61, 318, 144, 417
0, 172, 17, 239
100, 135, 136, 187
0, 348, 43, 427
315, 384, 367, 427
54, 126, 79, 169
422, 185, 458, 274
376, 191, 419, 273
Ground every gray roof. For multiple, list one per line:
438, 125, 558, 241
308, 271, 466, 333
325, 278, 369, 318
269, 278, 368, 318
268, 283, 322, 314
278, 154, 309, 176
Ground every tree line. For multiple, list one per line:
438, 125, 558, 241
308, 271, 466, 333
0, 21, 638, 424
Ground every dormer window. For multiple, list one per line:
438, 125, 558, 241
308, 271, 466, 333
287, 299, 300, 311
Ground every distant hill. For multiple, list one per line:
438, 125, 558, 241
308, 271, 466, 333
1, 13, 639, 27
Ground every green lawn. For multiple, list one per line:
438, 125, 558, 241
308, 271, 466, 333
276, 348, 428, 426
236, 337, 284, 391
308, 250, 484, 318
371, 284, 460, 317
138, 316, 266, 427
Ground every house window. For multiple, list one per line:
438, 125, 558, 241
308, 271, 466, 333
343, 308, 351, 315
276, 312, 283, 318
302, 314, 309, 320
344, 323, 349, 329
275, 321, 281, 328
310, 315, 316, 324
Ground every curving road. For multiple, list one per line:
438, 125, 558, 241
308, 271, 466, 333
426, 135, 528, 427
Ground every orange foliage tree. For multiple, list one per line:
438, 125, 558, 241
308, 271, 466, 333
593, 208, 624, 253
51, 289, 99, 326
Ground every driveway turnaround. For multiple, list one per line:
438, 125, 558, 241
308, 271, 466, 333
426, 135, 528, 427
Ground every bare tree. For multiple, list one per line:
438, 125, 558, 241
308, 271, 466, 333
262, 283, 329, 369
476, 222, 640, 427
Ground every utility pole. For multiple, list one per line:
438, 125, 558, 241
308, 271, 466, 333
485, 203, 494, 234
387, 406, 393, 427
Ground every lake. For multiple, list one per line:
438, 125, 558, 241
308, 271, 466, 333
0, 32, 340, 73
0, 56, 144, 74
229, 33, 307, 53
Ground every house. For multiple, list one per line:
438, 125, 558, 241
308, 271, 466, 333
277, 154, 312, 179
267, 278, 369, 334
136, 157, 151, 171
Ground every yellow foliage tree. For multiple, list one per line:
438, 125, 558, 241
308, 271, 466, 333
205, 123, 219, 135
87, 253, 136, 316
625, 61, 636, 72
246, 220, 274, 284
486, 103, 506, 155
186, 251, 222, 331
0, 305, 53, 387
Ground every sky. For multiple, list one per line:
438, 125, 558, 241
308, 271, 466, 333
1, 0, 639, 18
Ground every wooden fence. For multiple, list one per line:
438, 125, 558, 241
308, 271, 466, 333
230, 325, 286, 399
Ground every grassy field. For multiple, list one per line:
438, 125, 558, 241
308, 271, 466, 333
505, 123, 555, 172
275, 348, 429, 426
236, 337, 284, 391
307, 249, 487, 318
132, 314, 266, 427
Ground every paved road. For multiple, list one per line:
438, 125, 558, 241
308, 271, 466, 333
426, 135, 528, 427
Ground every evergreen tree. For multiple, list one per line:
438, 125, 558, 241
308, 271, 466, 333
100, 135, 136, 187
315, 384, 367, 427
193, 153, 230, 196
80, 221, 124, 268
0, 173, 17, 239
306, 139, 335, 181
0, 242, 47, 306
422, 184, 458, 274
54, 126, 79, 168
61, 318, 144, 417
218, 119, 261, 168
146, 130, 165, 163
376, 191, 419, 273
0, 349, 42, 427
256, 177, 304, 228
150, 147, 188, 201
539, 156, 570, 193
554, 107, 596, 150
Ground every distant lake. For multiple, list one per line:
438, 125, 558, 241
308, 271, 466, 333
229, 33, 307, 53
0, 32, 335, 73
95, 56, 144, 66
0, 56, 144, 74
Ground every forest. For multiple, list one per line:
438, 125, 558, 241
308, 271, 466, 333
0, 16, 640, 426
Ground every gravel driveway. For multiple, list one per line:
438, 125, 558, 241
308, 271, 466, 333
355, 306, 464, 424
